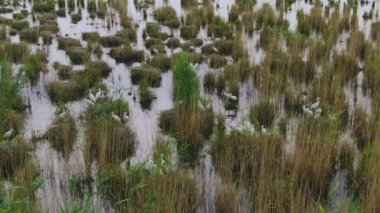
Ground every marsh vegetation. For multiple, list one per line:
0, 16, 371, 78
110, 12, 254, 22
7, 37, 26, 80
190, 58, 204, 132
0, 0, 380, 212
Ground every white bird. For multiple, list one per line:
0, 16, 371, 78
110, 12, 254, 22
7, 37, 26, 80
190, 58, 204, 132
58, 111, 67, 119
310, 97, 320, 110
198, 101, 205, 110
152, 48, 159, 54
111, 111, 121, 122
261, 125, 267, 134
85, 98, 95, 106
223, 92, 238, 101
302, 105, 313, 117
95, 89, 102, 100
88, 89, 96, 103
314, 107, 322, 119
123, 112, 129, 122
4, 128, 15, 140
212, 46, 219, 53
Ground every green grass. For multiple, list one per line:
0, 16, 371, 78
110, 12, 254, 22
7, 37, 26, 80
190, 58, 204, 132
250, 99, 276, 128
97, 163, 198, 212
24, 52, 47, 84
45, 111, 77, 157
0, 58, 25, 140
84, 99, 135, 171
173, 53, 199, 106
139, 79, 154, 109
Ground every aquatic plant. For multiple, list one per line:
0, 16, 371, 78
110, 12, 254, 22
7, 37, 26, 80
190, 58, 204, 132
84, 99, 135, 171
173, 53, 199, 106
109, 46, 144, 64
0, 58, 25, 139
100, 36, 124, 47
97, 163, 198, 212
24, 52, 47, 84
45, 111, 77, 157
130, 65, 161, 87
155, 6, 180, 28
19, 28, 38, 43
139, 79, 154, 109
250, 99, 276, 128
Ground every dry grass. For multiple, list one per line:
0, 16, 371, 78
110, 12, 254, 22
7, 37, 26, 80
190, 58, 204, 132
84, 99, 135, 172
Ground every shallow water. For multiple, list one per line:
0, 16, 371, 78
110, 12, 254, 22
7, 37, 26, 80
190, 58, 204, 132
1, 0, 378, 211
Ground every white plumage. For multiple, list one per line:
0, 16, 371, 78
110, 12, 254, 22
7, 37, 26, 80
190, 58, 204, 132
223, 92, 238, 101
111, 111, 121, 122
85, 99, 95, 106
95, 89, 102, 101
88, 89, 96, 103
123, 112, 129, 123
302, 105, 313, 117
310, 97, 320, 110
58, 111, 67, 119
261, 125, 267, 134
4, 128, 15, 139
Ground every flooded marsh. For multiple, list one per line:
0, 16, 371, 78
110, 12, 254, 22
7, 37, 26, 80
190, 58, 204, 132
0, 0, 380, 212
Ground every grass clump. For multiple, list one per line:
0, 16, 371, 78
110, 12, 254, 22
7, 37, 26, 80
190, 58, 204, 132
0, 139, 31, 179
45, 110, 77, 157
11, 20, 29, 31
71, 13, 82, 24
155, 6, 180, 28
100, 36, 124, 47
180, 25, 199, 40
159, 53, 214, 164
109, 46, 144, 64
139, 79, 154, 109
250, 99, 276, 128
24, 52, 47, 84
131, 65, 161, 87
82, 32, 100, 42
57, 37, 81, 50
144, 22, 168, 39
214, 39, 233, 56
209, 54, 227, 68
46, 82, 85, 103
97, 164, 198, 212
353, 107, 373, 150
354, 140, 380, 212
185, 5, 214, 27
19, 28, 38, 43
256, 3, 276, 29
204, 72, 216, 92
115, 29, 137, 42
53, 62, 73, 80
166, 38, 180, 49
32, 0, 55, 12
72, 60, 112, 89
84, 99, 135, 170
216, 184, 241, 213
148, 55, 171, 72
67, 47, 89, 65
208, 16, 234, 39
0, 58, 25, 139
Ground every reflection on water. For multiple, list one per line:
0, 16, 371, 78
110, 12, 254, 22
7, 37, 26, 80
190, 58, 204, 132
5, 0, 377, 211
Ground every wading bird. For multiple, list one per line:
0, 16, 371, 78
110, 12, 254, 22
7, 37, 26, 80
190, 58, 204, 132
4, 128, 15, 140
111, 111, 121, 122
123, 112, 129, 123
310, 97, 320, 110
